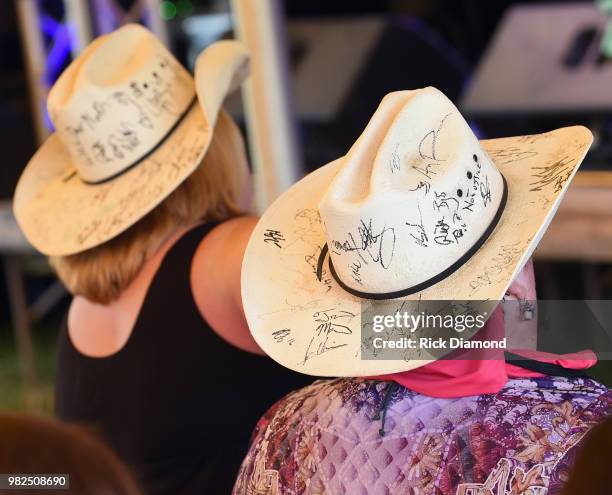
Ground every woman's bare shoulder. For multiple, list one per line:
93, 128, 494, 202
191, 215, 263, 354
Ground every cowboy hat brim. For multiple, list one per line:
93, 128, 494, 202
13, 40, 249, 256
241, 126, 593, 377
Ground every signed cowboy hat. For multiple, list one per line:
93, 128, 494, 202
13, 24, 249, 256
242, 87, 592, 377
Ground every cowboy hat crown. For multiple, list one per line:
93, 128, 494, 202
48, 24, 195, 184
319, 88, 506, 298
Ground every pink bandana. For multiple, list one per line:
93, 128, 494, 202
373, 260, 597, 398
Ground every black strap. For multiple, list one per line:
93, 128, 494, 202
376, 381, 399, 437
317, 175, 508, 300
156, 220, 222, 281
504, 352, 591, 379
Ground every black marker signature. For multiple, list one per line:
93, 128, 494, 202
303, 308, 355, 364
434, 217, 453, 246
332, 219, 396, 269
408, 180, 431, 195
390, 143, 401, 174
406, 201, 429, 247
350, 260, 363, 285
263, 229, 285, 248
480, 175, 492, 207
272, 328, 294, 346
433, 191, 460, 213
418, 113, 451, 161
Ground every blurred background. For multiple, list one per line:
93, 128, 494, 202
2, 0, 612, 413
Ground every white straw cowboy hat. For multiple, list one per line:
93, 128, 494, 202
242, 87, 592, 377
13, 24, 249, 256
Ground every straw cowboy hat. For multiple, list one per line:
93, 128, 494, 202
242, 87, 592, 377
13, 24, 249, 256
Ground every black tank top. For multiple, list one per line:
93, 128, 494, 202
55, 222, 314, 494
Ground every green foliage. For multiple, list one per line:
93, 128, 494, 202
0, 326, 56, 414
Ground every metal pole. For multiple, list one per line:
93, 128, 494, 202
15, 0, 49, 145
2, 255, 39, 410
64, 0, 94, 55
230, 0, 302, 212
142, 0, 169, 46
